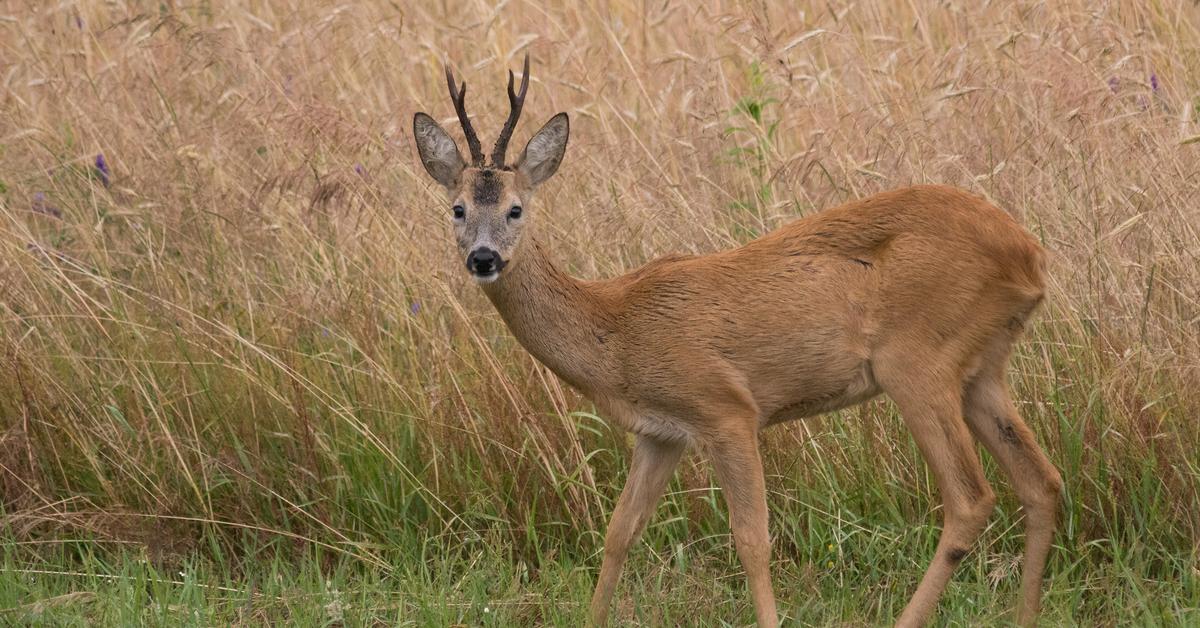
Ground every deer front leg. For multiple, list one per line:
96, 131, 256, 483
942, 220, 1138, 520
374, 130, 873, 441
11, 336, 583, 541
708, 430, 779, 627
589, 435, 685, 626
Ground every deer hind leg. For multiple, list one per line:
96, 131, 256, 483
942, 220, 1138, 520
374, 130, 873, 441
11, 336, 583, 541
706, 426, 779, 628
589, 435, 685, 626
962, 341, 1062, 627
876, 361, 996, 628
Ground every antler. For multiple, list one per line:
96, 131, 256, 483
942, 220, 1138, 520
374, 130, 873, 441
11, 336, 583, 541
445, 64, 485, 165
490, 53, 530, 169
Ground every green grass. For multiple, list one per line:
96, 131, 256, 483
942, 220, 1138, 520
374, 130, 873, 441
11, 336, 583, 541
3, 365, 1197, 625
4, 464, 1198, 626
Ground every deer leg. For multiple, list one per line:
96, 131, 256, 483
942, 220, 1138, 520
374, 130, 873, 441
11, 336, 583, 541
963, 369, 1062, 627
589, 435, 685, 626
707, 430, 778, 627
881, 376, 996, 628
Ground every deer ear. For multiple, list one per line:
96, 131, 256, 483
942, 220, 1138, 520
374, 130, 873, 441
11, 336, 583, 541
517, 113, 569, 187
413, 112, 464, 188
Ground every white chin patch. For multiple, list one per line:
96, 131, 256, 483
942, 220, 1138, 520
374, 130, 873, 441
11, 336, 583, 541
472, 272, 500, 284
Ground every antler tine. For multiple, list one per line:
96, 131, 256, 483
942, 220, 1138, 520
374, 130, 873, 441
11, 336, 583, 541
444, 64, 485, 165
490, 53, 531, 168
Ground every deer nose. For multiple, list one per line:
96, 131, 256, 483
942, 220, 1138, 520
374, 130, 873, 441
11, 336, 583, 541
466, 247, 501, 275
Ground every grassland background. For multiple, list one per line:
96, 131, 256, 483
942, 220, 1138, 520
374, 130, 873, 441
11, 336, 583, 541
1, 1, 1198, 625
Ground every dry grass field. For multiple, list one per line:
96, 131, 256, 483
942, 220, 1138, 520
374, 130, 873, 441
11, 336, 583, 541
1, 1, 1198, 625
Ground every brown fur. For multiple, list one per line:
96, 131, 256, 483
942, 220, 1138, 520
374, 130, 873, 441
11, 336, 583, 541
414, 66, 1062, 627
488, 186, 1060, 628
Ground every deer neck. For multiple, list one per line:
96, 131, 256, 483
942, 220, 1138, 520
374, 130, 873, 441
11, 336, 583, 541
480, 238, 616, 395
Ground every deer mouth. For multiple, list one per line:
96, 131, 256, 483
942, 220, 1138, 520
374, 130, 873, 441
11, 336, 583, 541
472, 270, 501, 284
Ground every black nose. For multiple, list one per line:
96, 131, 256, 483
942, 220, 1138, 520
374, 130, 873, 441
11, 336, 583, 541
466, 247, 501, 274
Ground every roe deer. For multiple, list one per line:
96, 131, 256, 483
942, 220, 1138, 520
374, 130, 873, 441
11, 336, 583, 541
412, 55, 1063, 627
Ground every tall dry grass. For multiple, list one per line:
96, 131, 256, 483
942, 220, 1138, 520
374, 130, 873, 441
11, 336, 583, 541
1, 0, 1199, 620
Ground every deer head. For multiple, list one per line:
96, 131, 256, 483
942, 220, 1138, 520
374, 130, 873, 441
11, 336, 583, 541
413, 54, 569, 283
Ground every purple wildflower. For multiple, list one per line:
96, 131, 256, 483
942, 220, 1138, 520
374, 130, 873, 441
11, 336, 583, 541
25, 242, 67, 263
1150, 73, 1159, 92
1107, 77, 1119, 93
409, 301, 421, 315
74, 15, 83, 29
94, 154, 111, 187
354, 163, 367, 178
31, 192, 62, 218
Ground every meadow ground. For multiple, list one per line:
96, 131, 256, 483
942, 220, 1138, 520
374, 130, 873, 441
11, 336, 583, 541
1, 1, 1199, 625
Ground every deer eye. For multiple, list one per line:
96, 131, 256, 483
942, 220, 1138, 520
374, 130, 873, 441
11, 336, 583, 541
508, 205, 523, 220
452, 205, 465, 220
